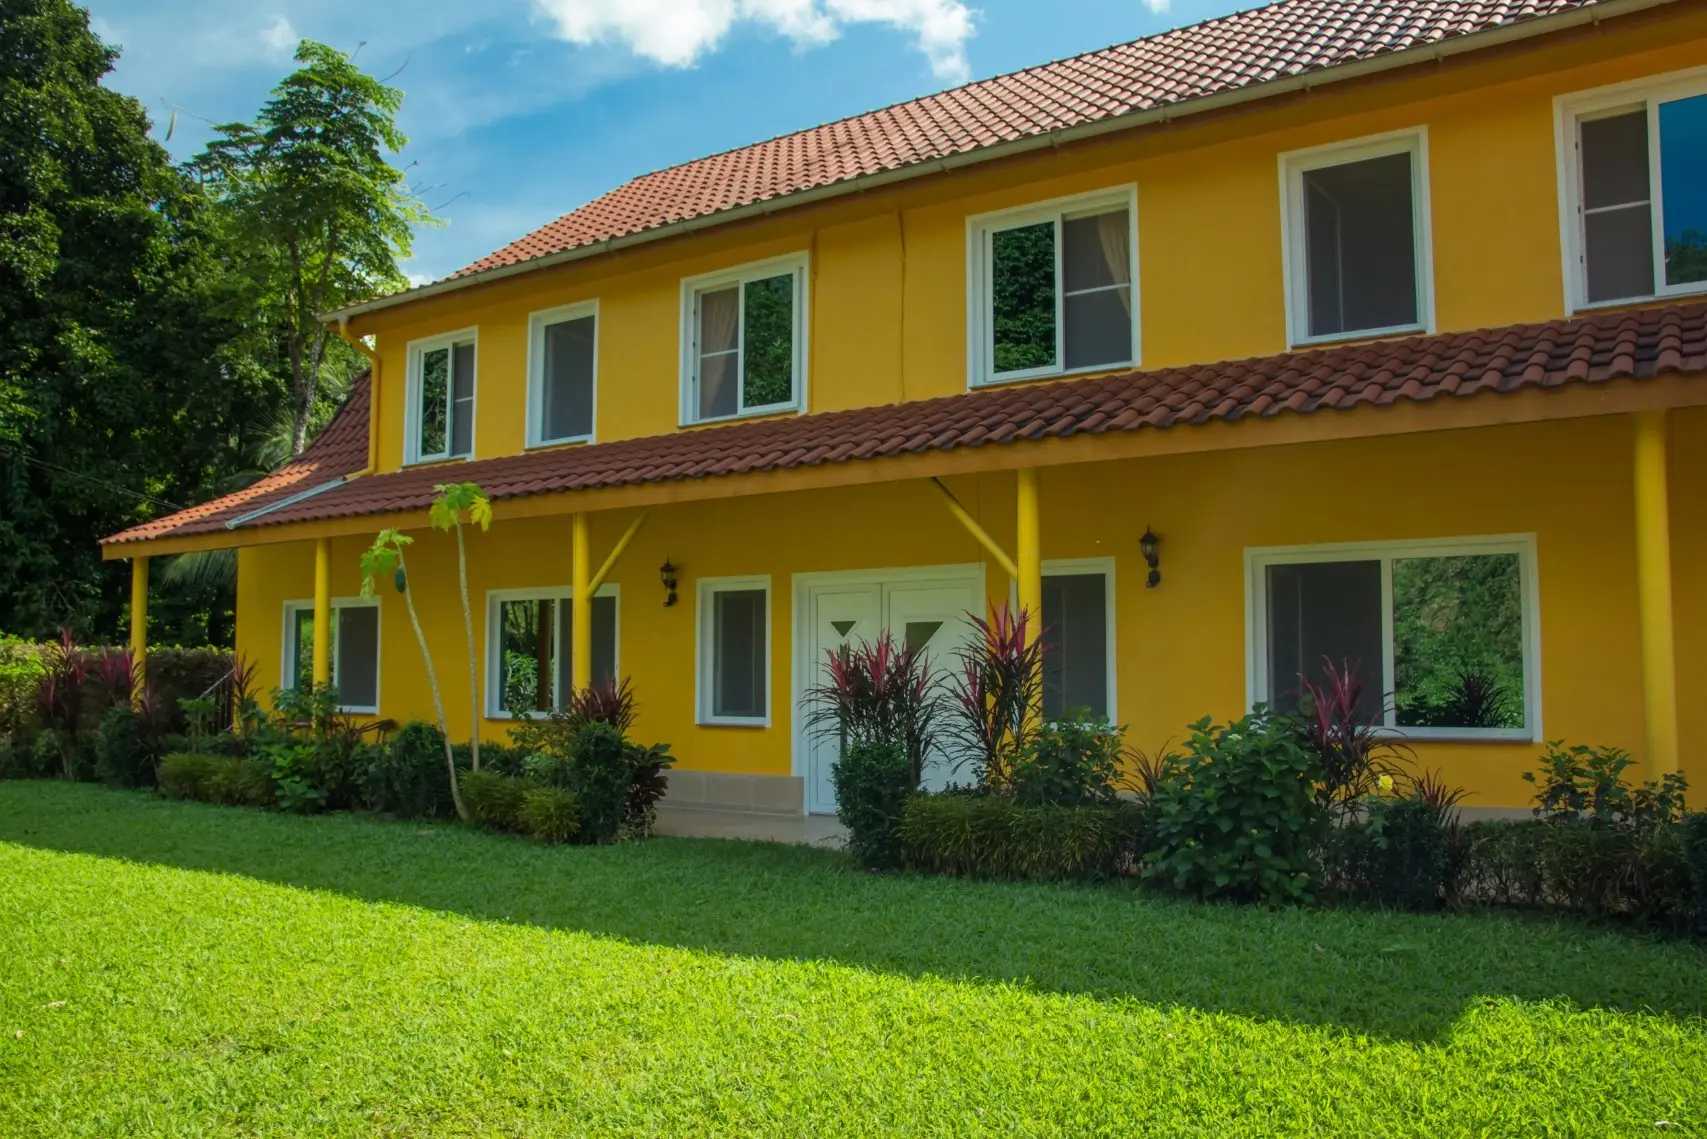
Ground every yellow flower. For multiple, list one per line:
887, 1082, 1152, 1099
1378, 774, 1395, 793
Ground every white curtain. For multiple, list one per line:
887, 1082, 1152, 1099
698, 287, 739, 418
1096, 210, 1132, 316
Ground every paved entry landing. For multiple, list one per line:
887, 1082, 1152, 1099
653, 805, 847, 848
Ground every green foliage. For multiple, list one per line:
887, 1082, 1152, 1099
519, 785, 581, 844
1534, 819, 1691, 925
203, 757, 275, 807
1684, 813, 1707, 938
94, 705, 154, 789
0, 730, 57, 779
264, 741, 327, 814
1391, 553, 1525, 729
1322, 796, 1454, 911
1460, 819, 1548, 907
157, 753, 218, 800
1144, 711, 1325, 905
899, 794, 1148, 881
1522, 742, 1688, 825
460, 769, 529, 833
568, 721, 630, 845
622, 742, 672, 841
365, 721, 453, 818
0, 639, 44, 740
832, 736, 914, 870
739, 273, 795, 405
990, 221, 1056, 372
1009, 712, 1124, 807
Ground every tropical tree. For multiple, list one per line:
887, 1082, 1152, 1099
429, 482, 492, 773
194, 40, 434, 456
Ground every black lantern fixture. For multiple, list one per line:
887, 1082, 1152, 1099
1140, 526, 1161, 588
659, 559, 678, 608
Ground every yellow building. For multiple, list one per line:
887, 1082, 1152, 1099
106, 0, 1707, 814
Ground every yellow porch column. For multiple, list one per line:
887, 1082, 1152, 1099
1632, 411, 1679, 778
312, 537, 332, 689
1016, 468, 1042, 641
128, 555, 149, 703
571, 513, 592, 693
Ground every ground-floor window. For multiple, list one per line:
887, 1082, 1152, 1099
1247, 535, 1539, 740
697, 577, 769, 725
486, 589, 618, 717
1041, 562, 1114, 721
282, 599, 381, 713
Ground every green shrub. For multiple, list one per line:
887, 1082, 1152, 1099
95, 706, 155, 789
1460, 819, 1548, 907
1522, 741, 1688, 825
623, 742, 673, 840
30, 731, 65, 779
520, 785, 581, 843
832, 736, 914, 870
0, 638, 44, 740
204, 757, 275, 807
1144, 710, 1324, 906
1, 730, 57, 780
1537, 819, 1691, 925
568, 721, 630, 845
1323, 796, 1452, 911
900, 793, 1148, 881
461, 769, 529, 832
1684, 813, 1707, 937
158, 753, 219, 800
1009, 712, 1123, 807
367, 722, 454, 818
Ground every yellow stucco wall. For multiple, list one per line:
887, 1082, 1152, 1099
236, 409, 1706, 809
348, 10, 1707, 473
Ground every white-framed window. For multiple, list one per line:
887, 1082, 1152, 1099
1041, 558, 1117, 723
484, 587, 619, 718
1245, 535, 1540, 742
281, 598, 381, 714
1280, 130, 1433, 347
696, 576, 770, 726
527, 301, 597, 447
405, 328, 477, 464
1556, 67, 1707, 311
966, 186, 1138, 387
680, 255, 808, 425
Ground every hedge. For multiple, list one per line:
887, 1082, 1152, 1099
898, 794, 1149, 882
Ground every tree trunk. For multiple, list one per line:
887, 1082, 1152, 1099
455, 522, 480, 773
398, 551, 466, 820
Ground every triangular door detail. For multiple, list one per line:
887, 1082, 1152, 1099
830, 620, 857, 639
904, 620, 944, 653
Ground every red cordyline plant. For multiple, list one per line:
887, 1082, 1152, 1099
36, 630, 88, 777
570, 676, 638, 735
96, 647, 134, 709
1295, 657, 1410, 812
804, 630, 941, 784
943, 603, 1045, 790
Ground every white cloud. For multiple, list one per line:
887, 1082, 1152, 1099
260, 14, 298, 56
1140, 0, 1170, 12
532, 0, 975, 81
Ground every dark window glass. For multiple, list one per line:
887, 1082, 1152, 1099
742, 274, 794, 408
450, 342, 475, 457
1061, 210, 1132, 370
499, 598, 553, 714
336, 606, 379, 709
542, 315, 595, 441
1658, 93, 1707, 288
1392, 554, 1525, 731
713, 589, 766, 718
1302, 152, 1418, 337
991, 221, 1057, 373
555, 595, 619, 700
1581, 111, 1655, 302
1266, 560, 1383, 719
418, 347, 449, 457
1042, 573, 1108, 719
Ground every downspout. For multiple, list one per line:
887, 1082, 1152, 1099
336, 316, 380, 479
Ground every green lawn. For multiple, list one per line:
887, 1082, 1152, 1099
1, 782, 1703, 1137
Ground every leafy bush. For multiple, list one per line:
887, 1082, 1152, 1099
900, 794, 1148, 881
1144, 710, 1324, 905
943, 605, 1044, 788
95, 705, 156, 789
805, 631, 941, 786
622, 742, 672, 840
1010, 712, 1124, 807
1324, 796, 1448, 911
158, 753, 218, 800
1684, 813, 1707, 937
1523, 742, 1688, 826
262, 741, 328, 814
520, 785, 581, 843
1536, 818, 1691, 925
365, 721, 454, 818
832, 736, 914, 870
568, 721, 630, 845
1460, 819, 1548, 907
204, 757, 275, 807
461, 769, 529, 832
0, 638, 44, 742
0, 732, 58, 780
1291, 657, 1408, 813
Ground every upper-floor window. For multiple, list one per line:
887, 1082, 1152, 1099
528, 302, 597, 446
680, 255, 807, 425
1558, 70, 1707, 310
406, 329, 476, 464
967, 187, 1137, 386
1282, 131, 1432, 346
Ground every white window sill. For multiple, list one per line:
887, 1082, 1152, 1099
680, 404, 800, 429
403, 454, 474, 469
972, 360, 1136, 390
1289, 322, 1427, 350
696, 716, 770, 729
525, 435, 594, 451
1570, 282, 1707, 315
1377, 726, 1538, 744
339, 706, 380, 716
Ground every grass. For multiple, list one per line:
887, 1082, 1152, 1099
1, 782, 1704, 1137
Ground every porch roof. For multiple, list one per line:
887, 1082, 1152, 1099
102, 302, 1707, 550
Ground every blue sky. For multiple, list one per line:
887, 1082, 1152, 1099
86, 0, 1246, 283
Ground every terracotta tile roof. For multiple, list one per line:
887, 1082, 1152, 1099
103, 303, 1707, 547
450, 0, 1610, 282
104, 374, 370, 545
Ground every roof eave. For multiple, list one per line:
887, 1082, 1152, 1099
322, 0, 1675, 326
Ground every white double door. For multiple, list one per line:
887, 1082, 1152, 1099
801, 568, 983, 815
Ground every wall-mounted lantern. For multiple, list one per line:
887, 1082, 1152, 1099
1140, 527, 1161, 589
659, 559, 679, 608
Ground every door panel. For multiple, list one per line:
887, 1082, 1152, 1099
805, 585, 881, 814
884, 580, 981, 793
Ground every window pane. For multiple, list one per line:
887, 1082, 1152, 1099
1266, 561, 1383, 719
499, 600, 551, 714
1392, 554, 1525, 731
1581, 111, 1650, 209
291, 610, 316, 691
418, 347, 449, 457
336, 606, 379, 709
1302, 152, 1418, 337
555, 594, 620, 702
713, 589, 766, 719
697, 287, 739, 420
1585, 204, 1656, 303
1063, 288, 1133, 369
1042, 573, 1108, 720
991, 221, 1057, 373
1062, 210, 1129, 292
450, 342, 475, 457
1658, 92, 1707, 287
742, 274, 795, 408
542, 315, 595, 441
